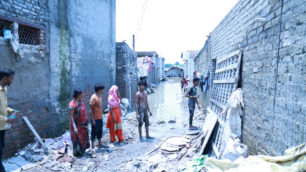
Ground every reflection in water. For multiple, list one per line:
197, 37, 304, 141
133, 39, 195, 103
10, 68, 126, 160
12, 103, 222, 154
148, 78, 189, 137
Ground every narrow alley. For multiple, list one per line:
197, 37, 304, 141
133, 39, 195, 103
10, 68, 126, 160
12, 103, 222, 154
3, 78, 206, 172
0, 0, 305, 171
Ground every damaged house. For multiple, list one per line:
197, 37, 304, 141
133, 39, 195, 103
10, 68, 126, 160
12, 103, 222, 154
194, 0, 305, 156
0, 0, 116, 157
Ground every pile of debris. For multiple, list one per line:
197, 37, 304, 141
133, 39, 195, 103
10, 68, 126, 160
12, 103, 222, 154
4, 132, 75, 172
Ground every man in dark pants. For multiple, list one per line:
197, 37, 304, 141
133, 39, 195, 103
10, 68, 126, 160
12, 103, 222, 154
90, 84, 105, 148
0, 69, 16, 172
185, 77, 201, 130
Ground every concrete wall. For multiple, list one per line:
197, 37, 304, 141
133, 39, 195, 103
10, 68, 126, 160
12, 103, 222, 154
0, 0, 116, 157
116, 42, 138, 111
194, 0, 305, 155
0, 37, 63, 158
49, 0, 116, 109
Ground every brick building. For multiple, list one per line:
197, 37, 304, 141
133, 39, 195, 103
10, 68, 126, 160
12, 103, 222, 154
0, 0, 116, 157
194, 0, 305, 155
116, 42, 138, 111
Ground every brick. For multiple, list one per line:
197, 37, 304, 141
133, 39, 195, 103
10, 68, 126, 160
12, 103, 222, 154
194, 0, 305, 155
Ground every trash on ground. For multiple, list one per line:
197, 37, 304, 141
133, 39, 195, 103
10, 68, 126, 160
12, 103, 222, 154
205, 143, 306, 172
180, 155, 208, 172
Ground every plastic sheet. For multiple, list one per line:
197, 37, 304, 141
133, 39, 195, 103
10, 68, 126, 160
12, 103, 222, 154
205, 143, 306, 172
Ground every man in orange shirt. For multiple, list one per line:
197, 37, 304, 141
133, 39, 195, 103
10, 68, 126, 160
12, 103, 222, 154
90, 84, 105, 148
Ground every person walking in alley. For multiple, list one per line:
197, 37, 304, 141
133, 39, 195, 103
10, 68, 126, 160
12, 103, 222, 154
183, 78, 188, 93
68, 89, 89, 156
106, 85, 124, 143
186, 77, 201, 130
0, 69, 16, 172
90, 84, 105, 149
135, 81, 153, 141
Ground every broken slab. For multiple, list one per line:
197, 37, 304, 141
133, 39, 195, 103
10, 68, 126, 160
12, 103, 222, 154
199, 110, 218, 155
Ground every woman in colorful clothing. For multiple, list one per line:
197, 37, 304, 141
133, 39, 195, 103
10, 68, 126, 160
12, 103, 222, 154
106, 85, 124, 143
68, 89, 89, 156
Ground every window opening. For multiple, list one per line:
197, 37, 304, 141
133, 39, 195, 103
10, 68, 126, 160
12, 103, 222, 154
18, 24, 40, 45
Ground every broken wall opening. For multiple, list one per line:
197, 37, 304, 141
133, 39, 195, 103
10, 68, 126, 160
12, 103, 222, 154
0, 19, 12, 37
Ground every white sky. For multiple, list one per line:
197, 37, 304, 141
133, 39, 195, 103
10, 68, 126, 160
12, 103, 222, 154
116, 0, 239, 63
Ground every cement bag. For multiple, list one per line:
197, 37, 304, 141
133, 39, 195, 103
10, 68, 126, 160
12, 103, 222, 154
222, 137, 248, 161
121, 98, 129, 110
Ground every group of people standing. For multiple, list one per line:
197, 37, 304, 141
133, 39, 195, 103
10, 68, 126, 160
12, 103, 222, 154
68, 81, 153, 157
0, 68, 154, 172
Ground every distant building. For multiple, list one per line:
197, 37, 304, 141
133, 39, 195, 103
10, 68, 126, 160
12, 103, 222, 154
136, 51, 165, 86
165, 66, 184, 77
181, 50, 199, 80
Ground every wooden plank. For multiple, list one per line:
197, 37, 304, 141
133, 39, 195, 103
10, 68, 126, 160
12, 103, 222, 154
199, 110, 218, 155
22, 116, 48, 152
217, 50, 240, 64
207, 107, 225, 126
217, 118, 224, 127
213, 78, 235, 84
215, 63, 239, 74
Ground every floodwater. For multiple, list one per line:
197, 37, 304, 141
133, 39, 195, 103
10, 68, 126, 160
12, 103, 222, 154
148, 78, 190, 137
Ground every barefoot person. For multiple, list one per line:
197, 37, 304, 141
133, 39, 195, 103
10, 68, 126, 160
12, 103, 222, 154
90, 84, 105, 148
0, 69, 17, 172
185, 77, 201, 130
106, 85, 124, 143
68, 89, 89, 156
135, 81, 153, 141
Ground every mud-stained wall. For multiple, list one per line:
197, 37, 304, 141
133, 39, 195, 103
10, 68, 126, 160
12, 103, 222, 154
49, 0, 116, 110
194, 0, 305, 155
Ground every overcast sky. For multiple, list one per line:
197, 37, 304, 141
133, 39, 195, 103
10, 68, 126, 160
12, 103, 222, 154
116, 0, 238, 63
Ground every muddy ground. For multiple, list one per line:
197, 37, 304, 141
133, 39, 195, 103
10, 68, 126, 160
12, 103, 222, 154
5, 78, 206, 172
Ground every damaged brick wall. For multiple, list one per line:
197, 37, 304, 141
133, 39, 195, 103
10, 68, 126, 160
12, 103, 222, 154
0, 39, 66, 158
0, 0, 62, 158
0, 0, 117, 158
116, 42, 138, 111
195, 0, 305, 155
0, 0, 48, 27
